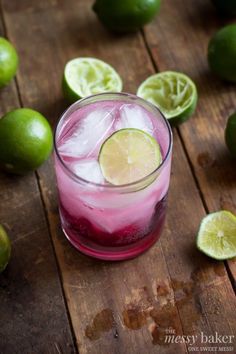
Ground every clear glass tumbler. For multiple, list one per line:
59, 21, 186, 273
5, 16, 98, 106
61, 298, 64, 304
54, 93, 173, 260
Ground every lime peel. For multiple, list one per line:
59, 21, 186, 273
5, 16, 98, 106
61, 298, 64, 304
93, 0, 161, 33
197, 211, 236, 260
0, 37, 19, 88
0, 108, 53, 174
99, 128, 162, 185
208, 24, 236, 83
0, 224, 11, 273
225, 112, 236, 158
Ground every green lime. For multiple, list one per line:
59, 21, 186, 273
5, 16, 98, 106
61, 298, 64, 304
0, 108, 53, 174
93, 0, 161, 33
0, 37, 19, 88
137, 71, 198, 126
63, 57, 122, 103
99, 128, 162, 185
225, 112, 236, 158
197, 211, 236, 260
208, 24, 236, 82
0, 225, 11, 273
212, 0, 236, 16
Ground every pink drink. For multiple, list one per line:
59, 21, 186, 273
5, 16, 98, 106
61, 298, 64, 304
54, 93, 172, 260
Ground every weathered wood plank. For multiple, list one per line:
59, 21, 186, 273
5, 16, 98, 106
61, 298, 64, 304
1, 3, 187, 351
0, 11, 76, 354
143, 0, 236, 283
2, 0, 236, 353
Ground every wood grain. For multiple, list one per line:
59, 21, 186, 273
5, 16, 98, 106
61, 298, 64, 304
143, 0, 236, 283
0, 12, 76, 354
1, 0, 236, 353
1, 3, 186, 352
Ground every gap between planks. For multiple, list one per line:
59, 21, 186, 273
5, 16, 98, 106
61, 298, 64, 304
158, 238, 189, 354
140, 28, 236, 296
0, 2, 79, 351
35, 171, 80, 354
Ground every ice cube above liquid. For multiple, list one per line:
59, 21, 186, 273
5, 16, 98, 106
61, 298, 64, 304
57, 101, 166, 184
114, 103, 154, 134
58, 106, 116, 158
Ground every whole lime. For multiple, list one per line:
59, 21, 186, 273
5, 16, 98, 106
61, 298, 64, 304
225, 112, 236, 158
212, 0, 236, 16
93, 0, 161, 33
208, 24, 236, 82
0, 225, 11, 273
0, 37, 19, 88
0, 108, 53, 174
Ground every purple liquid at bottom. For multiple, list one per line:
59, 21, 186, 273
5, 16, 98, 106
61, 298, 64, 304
59, 194, 167, 261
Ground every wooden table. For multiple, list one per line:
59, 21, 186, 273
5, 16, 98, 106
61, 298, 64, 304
0, 1, 236, 353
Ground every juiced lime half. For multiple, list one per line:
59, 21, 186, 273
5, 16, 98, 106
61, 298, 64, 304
197, 211, 236, 260
0, 225, 11, 273
137, 71, 198, 126
63, 57, 123, 103
99, 128, 162, 185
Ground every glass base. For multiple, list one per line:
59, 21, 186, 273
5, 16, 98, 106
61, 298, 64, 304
60, 195, 167, 261
62, 223, 164, 261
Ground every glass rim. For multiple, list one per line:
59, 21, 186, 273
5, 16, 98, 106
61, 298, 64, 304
54, 92, 173, 191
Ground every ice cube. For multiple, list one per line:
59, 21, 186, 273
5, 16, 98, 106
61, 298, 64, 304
72, 159, 105, 184
114, 104, 154, 134
58, 107, 115, 158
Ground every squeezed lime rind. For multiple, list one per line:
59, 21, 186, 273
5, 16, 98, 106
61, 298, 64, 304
137, 71, 198, 126
63, 57, 123, 103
